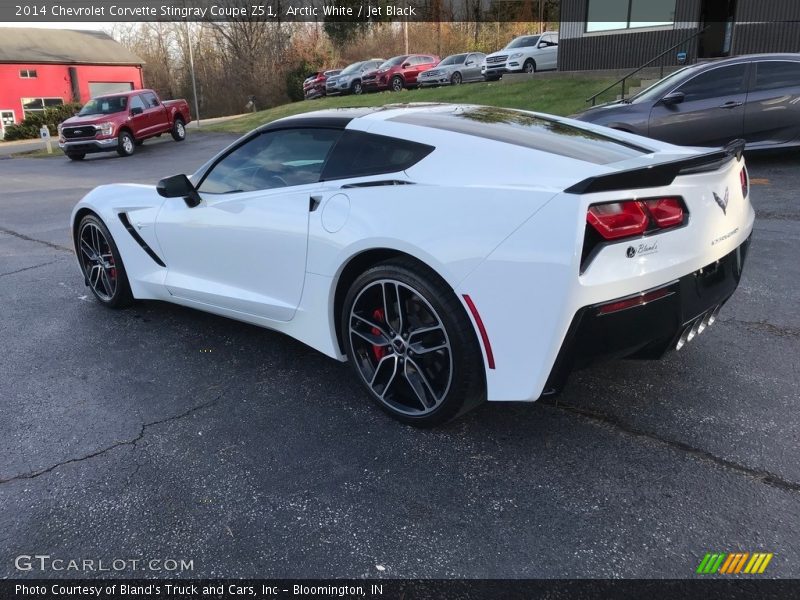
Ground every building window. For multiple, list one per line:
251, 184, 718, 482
19, 69, 38, 78
21, 97, 64, 116
586, 0, 676, 33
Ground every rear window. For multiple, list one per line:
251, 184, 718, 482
321, 131, 434, 180
390, 107, 649, 165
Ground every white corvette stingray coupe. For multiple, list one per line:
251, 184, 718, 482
71, 104, 754, 425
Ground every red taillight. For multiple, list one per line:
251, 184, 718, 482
596, 286, 673, 316
587, 197, 685, 241
645, 197, 684, 228
586, 202, 649, 240
740, 166, 748, 198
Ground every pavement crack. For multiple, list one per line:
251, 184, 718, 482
0, 388, 229, 485
545, 402, 800, 494
0, 259, 62, 278
720, 317, 800, 339
0, 226, 72, 253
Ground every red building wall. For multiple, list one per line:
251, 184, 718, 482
0, 63, 143, 125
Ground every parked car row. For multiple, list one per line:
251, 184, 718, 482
302, 32, 561, 99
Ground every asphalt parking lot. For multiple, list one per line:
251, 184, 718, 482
1, 133, 798, 579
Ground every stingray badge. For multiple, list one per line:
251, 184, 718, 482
713, 187, 729, 215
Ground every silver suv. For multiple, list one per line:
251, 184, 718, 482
326, 59, 385, 95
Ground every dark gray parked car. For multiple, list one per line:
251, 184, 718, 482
575, 54, 800, 149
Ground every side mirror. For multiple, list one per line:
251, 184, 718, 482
465, 60, 474, 66
661, 91, 685, 106
538, 42, 547, 48
402, 62, 411, 68
157, 174, 202, 208
130, 106, 143, 116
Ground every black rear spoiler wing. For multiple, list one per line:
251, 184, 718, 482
564, 138, 746, 195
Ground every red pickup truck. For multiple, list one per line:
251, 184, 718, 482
58, 89, 192, 160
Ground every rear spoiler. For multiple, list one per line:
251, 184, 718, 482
565, 138, 745, 195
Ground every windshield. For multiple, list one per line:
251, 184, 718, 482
78, 96, 128, 116
505, 36, 539, 50
340, 62, 364, 75
630, 66, 694, 104
439, 54, 467, 67
379, 56, 408, 69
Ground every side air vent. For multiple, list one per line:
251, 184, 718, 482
118, 213, 166, 267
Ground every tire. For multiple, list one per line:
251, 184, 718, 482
76, 214, 134, 309
523, 59, 536, 74
351, 80, 363, 95
450, 71, 463, 85
116, 131, 135, 157
171, 118, 186, 142
342, 258, 486, 426
67, 153, 85, 161
390, 75, 404, 92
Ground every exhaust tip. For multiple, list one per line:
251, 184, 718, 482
676, 324, 692, 350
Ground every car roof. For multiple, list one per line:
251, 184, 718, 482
693, 53, 800, 68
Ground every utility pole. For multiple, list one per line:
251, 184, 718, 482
185, 20, 200, 127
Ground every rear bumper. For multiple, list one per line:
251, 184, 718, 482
59, 137, 117, 154
543, 236, 751, 394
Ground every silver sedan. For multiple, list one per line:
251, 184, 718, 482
417, 52, 486, 87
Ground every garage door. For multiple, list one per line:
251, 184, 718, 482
88, 82, 134, 97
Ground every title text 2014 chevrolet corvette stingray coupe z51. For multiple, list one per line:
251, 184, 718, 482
71, 104, 754, 425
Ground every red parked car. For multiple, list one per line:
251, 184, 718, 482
58, 89, 192, 160
362, 54, 441, 92
303, 69, 342, 100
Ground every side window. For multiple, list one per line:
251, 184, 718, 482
321, 131, 434, 181
406, 56, 420, 66
677, 64, 747, 102
199, 128, 342, 194
753, 61, 800, 92
129, 95, 145, 111
141, 92, 159, 108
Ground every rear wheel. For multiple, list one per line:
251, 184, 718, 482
171, 118, 186, 141
342, 259, 485, 426
66, 153, 85, 161
116, 131, 135, 157
76, 214, 133, 308
451, 71, 463, 85
391, 75, 404, 92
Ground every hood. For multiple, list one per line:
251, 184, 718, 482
574, 100, 641, 122
61, 113, 122, 126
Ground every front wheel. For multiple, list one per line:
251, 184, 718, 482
523, 59, 536, 74
450, 71, 463, 85
171, 118, 186, 141
351, 80, 363, 95
390, 76, 404, 92
116, 131, 135, 157
76, 214, 134, 308
342, 259, 486, 426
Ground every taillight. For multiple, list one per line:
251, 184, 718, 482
586, 197, 685, 241
645, 197, 684, 228
740, 166, 748, 198
586, 202, 649, 240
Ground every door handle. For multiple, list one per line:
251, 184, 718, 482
719, 100, 743, 109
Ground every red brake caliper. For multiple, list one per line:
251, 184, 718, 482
371, 308, 386, 361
